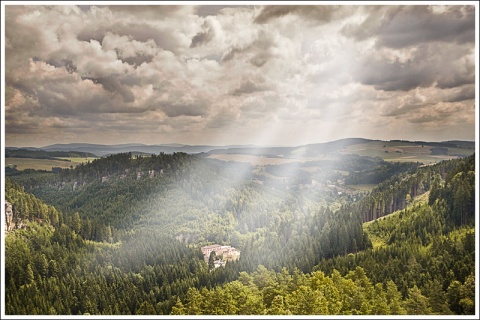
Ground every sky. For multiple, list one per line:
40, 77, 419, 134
2, 2, 477, 147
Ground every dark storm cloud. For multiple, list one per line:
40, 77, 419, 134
444, 86, 475, 102
196, 5, 228, 17
107, 5, 189, 19
222, 30, 275, 66
196, 5, 253, 17
408, 114, 444, 124
222, 46, 243, 62
111, 22, 181, 52
77, 26, 108, 43
121, 54, 154, 67
32, 82, 112, 116
190, 31, 211, 48
76, 7, 187, 52
45, 59, 77, 73
231, 80, 269, 96
77, 5, 92, 12
383, 104, 428, 117
254, 5, 340, 24
344, 5, 475, 48
406, 104, 464, 124
190, 20, 216, 48
249, 53, 270, 67
436, 72, 476, 89
84, 76, 135, 103
355, 57, 435, 91
160, 100, 208, 118
206, 111, 236, 129
354, 43, 474, 92
5, 117, 42, 134
378, 6, 475, 48
8, 60, 142, 118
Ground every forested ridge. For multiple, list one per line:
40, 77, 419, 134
170, 154, 476, 315
4, 153, 476, 315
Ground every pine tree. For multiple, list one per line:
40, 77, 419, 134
447, 280, 463, 314
170, 297, 186, 315
26, 263, 35, 285
184, 287, 203, 315
370, 283, 390, 314
459, 273, 475, 315
425, 279, 452, 315
208, 251, 216, 270
266, 295, 291, 315
385, 280, 406, 315
404, 285, 432, 315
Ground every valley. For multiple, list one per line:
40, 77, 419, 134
3, 139, 476, 315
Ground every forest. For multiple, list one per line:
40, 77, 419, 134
3, 151, 476, 315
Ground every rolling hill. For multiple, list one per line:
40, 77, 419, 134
10, 138, 473, 162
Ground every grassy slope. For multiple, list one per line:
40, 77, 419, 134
5, 157, 97, 171
341, 141, 474, 164
363, 191, 431, 250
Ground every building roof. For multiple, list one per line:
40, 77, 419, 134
202, 244, 222, 250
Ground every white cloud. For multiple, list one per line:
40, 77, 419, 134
4, 4, 476, 147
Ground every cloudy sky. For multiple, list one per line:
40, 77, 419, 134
3, 2, 477, 147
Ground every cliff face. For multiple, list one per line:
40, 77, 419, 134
5, 201, 14, 233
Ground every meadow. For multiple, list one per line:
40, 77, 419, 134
5, 157, 97, 171
341, 141, 472, 164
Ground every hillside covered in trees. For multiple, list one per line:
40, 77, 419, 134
3, 152, 476, 315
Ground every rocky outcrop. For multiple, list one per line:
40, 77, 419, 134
5, 201, 14, 233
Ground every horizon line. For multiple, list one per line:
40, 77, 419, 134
5, 137, 476, 150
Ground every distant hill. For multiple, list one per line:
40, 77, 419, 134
5, 148, 97, 159
37, 143, 252, 156
7, 138, 475, 160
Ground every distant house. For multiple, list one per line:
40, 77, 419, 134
201, 244, 222, 257
201, 244, 240, 267
213, 260, 226, 269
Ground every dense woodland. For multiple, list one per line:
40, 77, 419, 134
4, 152, 476, 315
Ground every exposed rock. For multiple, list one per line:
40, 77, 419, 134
149, 170, 155, 178
5, 201, 14, 233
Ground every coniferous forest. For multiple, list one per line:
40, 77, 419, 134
3, 151, 476, 316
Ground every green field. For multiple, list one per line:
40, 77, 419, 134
341, 141, 474, 164
207, 153, 304, 165
5, 157, 97, 171
346, 184, 377, 192
55, 157, 98, 163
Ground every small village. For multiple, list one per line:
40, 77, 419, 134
201, 244, 240, 269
